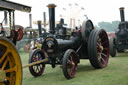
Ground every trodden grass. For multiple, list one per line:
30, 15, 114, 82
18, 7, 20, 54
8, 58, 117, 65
19, 50, 128, 85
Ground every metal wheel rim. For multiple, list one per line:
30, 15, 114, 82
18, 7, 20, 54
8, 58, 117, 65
67, 52, 77, 78
0, 37, 22, 85
31, 51, 45, 75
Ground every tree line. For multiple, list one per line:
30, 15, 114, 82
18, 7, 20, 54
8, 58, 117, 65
95, 21, 120, 32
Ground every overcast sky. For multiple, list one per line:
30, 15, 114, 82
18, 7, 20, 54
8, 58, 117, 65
1, 0, 128, 27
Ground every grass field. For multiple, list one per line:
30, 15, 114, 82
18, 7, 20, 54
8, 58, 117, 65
19, 50, 128, 85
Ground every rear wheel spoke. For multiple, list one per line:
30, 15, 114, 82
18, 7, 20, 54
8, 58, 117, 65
101, 35, 105, 40
5, 66, 16, 73
1, 57, 9, 70
67, 60, 72, 65
0, 50, 9, 64
97, 53, 102, 61
103, 48, 108, 50
101, 57, 106, 64
101, 53, 107, 57
102, 40, 108, 45
97, 42, 100, 47
6, 77, 10, 81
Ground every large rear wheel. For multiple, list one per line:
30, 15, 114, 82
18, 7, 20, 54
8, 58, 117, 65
0, 37, 22, 85
88, 29, 109, 68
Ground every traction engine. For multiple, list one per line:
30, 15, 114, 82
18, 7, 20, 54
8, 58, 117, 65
28, 4, 109, 79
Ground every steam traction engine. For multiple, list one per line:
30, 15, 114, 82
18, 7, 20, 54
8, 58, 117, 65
28, 4, 109, 79
110, 7, 128, 57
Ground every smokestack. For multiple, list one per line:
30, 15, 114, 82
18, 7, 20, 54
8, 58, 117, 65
60, 18, 64, 24
119, 7, 125, 22
37, 21, 42, 37
43, 12, 46, 28
47, 4, 56, 34
4, 11, 8, 25
29, 14, 32, 28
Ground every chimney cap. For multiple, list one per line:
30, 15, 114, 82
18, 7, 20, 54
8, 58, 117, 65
120, 7, 124, 10
47, 4, 56, 8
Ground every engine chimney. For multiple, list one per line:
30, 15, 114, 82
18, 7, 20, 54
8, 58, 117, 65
47, 4, 56, 34
4, 11, 8, 25
120, 7, 125, 22
43, 12, 46, 28
37, 21, 42, 37
29, 14, 32, 28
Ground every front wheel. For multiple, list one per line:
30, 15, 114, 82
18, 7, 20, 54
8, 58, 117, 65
29, 49, 45, 77
62, 49, 78, 79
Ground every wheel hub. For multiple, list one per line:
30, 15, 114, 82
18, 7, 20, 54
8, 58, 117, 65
99, 45, 104, 52
97, 39, 104, 52
0, 70, 6, 82
97, 43, 104, 60
70, 62, 75, 68
72, 62, 75, 66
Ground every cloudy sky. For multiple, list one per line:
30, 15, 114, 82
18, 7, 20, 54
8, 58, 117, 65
1, 0, 128, 27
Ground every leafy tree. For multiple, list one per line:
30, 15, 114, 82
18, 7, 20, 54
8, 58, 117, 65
97, 21, 120, 32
